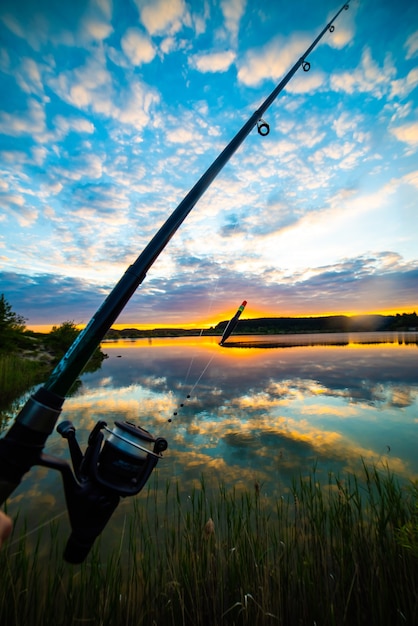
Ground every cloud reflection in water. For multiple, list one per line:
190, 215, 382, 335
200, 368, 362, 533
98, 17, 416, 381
6, 333, 417, 532
69, 333, 418, 489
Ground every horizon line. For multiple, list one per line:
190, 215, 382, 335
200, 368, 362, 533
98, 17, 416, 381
26, 309, 417, 334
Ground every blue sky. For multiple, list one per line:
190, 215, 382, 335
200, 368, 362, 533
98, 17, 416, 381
0, 0, 417, 331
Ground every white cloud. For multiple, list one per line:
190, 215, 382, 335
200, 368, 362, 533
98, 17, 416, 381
326, 3, 355, 50
189, 50, 235, 73
405, 30, 418, 60
330, 47, 396, 98
309, 140, 366, 172
82, 19, 112, 41
54, 115, 95, 136
1, 12, 28, 40
1, 193, 38, 226
327, 26, 352, 50
390, 101, 413, 123
331, 112, 370, 146
322, 141, 354, 161
50, 48, 113, 112
81, 154, 103, 179
80, 0, 113, 43
136, 0, 187, 36
118, 82, 160, 128
49, 48, 159, 131
0, 98, 46, 137
1, 192, 24, 207
0, 150, 29, 164
106, 45, 129, 68
192, 14, 206, 38
390, 68, 418, 100
121, 28, 156, 65
285, 70, 326, 94
237, 34, 312, 87
391, 122, 418, 148
160, 36, 176, 54
220, 0, 246, 44
252, 180, 404, 274
166, 127, 199, 144
15, 57, 48, 100
402, 170, 418, 189
332, 111, 358, 138
40, 182, 63, 196
294, 128, 326, 149
237, 5, 353, 89
31, 146, 49, 166
1, 0, 113, 49
53, 153, 104, 182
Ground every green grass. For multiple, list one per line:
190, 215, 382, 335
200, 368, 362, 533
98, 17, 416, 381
1, 465, 417, 626
0, 338, 106, 424
0, 354, 48, 415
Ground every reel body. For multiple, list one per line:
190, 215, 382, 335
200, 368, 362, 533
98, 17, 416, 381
40, 420, 167, 563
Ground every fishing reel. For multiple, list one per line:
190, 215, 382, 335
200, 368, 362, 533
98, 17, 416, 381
40, 419, 167, 564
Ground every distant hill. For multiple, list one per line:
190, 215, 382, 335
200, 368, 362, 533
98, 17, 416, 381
214, 313, 417, 335
105, 312, 417, 339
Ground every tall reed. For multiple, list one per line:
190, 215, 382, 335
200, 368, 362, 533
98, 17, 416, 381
0, 465, 417, 626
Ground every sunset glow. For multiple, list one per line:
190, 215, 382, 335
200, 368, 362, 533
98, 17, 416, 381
1, 0, 417, 329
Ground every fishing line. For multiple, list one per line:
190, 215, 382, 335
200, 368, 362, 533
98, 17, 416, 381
168, 200, 244, 424
166, 0, 352, 424
168, 354, 216, 423
188, 354, 216, 394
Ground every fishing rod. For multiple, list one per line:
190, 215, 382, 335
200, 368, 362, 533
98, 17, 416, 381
0, 1, 351, 562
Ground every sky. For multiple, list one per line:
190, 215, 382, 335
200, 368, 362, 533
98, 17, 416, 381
0, 0, 417, 332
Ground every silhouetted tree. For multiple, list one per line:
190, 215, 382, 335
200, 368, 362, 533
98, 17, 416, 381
0, 294, 28, 352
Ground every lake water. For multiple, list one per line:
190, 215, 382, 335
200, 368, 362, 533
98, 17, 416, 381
4, 331, 418, 549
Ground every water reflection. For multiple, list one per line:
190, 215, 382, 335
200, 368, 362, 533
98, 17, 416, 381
5, 332, 418, 543
223, 331, 418, 349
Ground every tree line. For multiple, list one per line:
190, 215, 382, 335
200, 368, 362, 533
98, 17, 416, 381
105, 312, 417, 339
213, 312, 418, 335
0, 294, 106, 364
